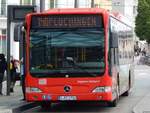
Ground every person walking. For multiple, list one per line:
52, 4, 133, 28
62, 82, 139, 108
0, 54, 7, 95
10, 56, 16, 93
142, 48, 146, 56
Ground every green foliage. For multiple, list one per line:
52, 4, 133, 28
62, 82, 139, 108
135, 0, 150, 43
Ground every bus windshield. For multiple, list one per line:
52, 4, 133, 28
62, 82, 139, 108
29, 28, 105, 77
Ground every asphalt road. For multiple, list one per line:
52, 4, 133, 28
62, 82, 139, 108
23, 65, 150, 113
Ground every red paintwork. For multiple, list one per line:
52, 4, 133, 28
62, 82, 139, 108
25, 8, 114, 102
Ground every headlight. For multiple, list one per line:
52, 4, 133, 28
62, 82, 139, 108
26, 87, 42, 93
92, 86, 111, 93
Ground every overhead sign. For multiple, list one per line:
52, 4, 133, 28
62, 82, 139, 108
13, 7, 35, 20
8, 5, 36, 22
31, 14, 103, 29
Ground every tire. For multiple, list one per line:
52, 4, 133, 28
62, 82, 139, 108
122, 87, 130, 96
122, 90, 129, 96
40, 101, 51, 109
107, 98, 118, 107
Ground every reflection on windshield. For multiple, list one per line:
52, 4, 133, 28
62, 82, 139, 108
30, 28, 105, 77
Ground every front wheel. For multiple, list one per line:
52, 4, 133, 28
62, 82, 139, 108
107, 99, 118, 107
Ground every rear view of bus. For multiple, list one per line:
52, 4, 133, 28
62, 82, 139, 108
25, 8, 121, 108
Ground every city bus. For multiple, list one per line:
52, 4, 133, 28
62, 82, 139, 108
23, 8, 134, 108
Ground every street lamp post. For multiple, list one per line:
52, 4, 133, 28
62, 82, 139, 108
32, 0, 36, 5
74, 0, 79, 8
91, 0, 95, 8
40, 0, 45, 12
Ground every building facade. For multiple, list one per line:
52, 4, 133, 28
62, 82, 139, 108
0, 0, 39, 58
112, 0, 137, 26
0, 0, 7, 55
94, 0, 112, 11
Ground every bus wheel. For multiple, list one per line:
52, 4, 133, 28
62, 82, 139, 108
108, 84, 119, 107
122, 88, 129, 96
107, 98, 118, 107
40, 101, 51, 109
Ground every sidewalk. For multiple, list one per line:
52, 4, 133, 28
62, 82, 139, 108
0, 81, 26, 113
0, 81, 37, 113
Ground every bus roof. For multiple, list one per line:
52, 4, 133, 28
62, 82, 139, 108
29, 8, 108, 15
44, 8, 106, 13
27, 8, 131, 26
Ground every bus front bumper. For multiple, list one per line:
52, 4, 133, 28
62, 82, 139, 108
26, 92, 112, 102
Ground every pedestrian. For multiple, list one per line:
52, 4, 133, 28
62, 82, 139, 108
142, 48, 146, 56
0, 54, 7, 95
20, 58, 25, 100
10, 56, 16, 93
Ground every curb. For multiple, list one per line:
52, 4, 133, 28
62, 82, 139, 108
0, 102, 38, 113
12, 102, 38, 113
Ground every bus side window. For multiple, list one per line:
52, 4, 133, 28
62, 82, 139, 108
111, 48, 115, 66
110, 32, 119, 66
114, 48, 116, 65
113, 46, 119, 65
115, 48, 119, 65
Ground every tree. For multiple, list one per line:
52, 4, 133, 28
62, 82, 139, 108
135, 0, 150, 43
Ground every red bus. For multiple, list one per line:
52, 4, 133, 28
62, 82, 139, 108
24, 8, 134, 108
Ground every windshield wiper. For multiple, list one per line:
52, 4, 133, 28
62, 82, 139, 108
65, 57, 97, 77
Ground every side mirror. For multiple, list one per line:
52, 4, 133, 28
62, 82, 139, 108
110, 32, 118, 48
14, 24, 24, 42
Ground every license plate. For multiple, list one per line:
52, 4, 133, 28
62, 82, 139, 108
58, 96, 77, 101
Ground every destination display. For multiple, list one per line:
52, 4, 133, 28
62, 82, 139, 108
31, 14, 103, 29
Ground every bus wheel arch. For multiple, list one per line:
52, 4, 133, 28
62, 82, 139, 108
116, 73, 120, 101
122, 71, 131, 96
117, 74, 120, 92
129, 71, 131, 89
